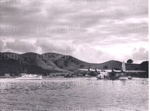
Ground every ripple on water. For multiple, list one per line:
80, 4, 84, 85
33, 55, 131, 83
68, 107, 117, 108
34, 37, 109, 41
0, 77, 148, 111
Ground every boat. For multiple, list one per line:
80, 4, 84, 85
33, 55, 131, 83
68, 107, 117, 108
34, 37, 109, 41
97, 74, 103, 79
16, 74, 42, 80
85, 74, 91, 77
128, 76, 132, 79
97, 71, 108, 79
119, 75, 132, 80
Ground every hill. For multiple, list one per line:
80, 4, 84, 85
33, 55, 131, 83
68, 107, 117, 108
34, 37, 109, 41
42, 53, 136, 71
42, 53, 92, 71
41, 53, 64, 62
0, 52, 22, 76
0, 52, 69, 76
0, 52, 147, 76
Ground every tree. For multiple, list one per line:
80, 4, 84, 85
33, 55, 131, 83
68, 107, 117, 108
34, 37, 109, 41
80, 64, 84, 68
136, 61, 149, 78
103, 65, 108, 69
127, 59, 133, 64
139, 61, 148, 73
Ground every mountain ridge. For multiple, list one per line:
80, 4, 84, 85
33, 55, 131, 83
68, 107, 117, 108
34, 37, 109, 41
0, 52, 148, 76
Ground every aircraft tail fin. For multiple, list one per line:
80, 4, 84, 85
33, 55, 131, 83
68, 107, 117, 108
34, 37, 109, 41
122, 61, 126, 71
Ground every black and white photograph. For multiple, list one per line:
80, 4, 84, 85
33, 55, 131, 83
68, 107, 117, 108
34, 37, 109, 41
0, 0, 149, 111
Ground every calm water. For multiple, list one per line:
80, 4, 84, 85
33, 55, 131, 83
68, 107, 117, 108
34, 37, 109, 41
0, 77, 148, 111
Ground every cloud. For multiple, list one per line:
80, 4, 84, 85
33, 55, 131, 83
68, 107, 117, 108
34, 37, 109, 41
132, 48, 148, 62
0, 0, 148, 63
0, 38, 4, 51
0, 0, 148, 38
4, 39, 37, 53
72, 43, 115, 63
36, 38, 76, 55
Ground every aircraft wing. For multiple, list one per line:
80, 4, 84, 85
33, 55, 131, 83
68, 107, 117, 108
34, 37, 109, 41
124, 70, 146, 73
105, 69, 146, 73
78, 69, 89, 71
78, 68, 102, 72
105, 69, 113, 73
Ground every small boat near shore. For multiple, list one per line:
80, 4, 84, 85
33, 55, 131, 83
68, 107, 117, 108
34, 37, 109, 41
127, 76, 132, 79
16, 74, 42, 80
119, 76, 132, 80
97, 71, 109, 79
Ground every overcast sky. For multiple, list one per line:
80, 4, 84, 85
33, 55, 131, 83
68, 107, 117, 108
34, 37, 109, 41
0, 0, 148, 63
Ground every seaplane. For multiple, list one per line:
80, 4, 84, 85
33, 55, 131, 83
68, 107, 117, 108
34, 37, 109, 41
97, 61, 146, 80
78, 61, 146, 80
